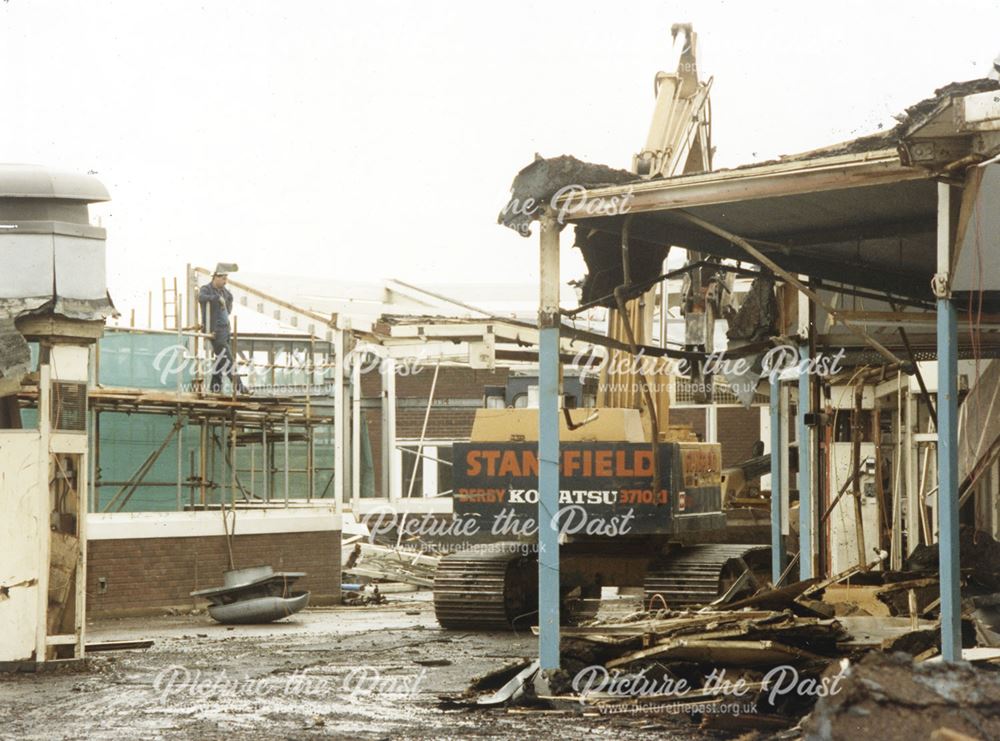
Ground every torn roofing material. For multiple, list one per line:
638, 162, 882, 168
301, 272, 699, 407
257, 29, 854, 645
0, 295, 115, 395
499, 78, 1000, 303
572, 227, 667, 306
501, 79, 1000, 304
0, 317, 30, 395
498, 154, 634, 237
502, 78, 1000, 211
718, 77, 1000, 168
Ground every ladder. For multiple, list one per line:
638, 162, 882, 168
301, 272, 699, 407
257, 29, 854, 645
162, 276, 180, 331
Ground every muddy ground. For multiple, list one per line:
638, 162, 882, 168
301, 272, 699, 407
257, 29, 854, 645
0, 593, 715, 740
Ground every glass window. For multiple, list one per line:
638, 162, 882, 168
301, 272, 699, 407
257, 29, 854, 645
397, 442, 455, 497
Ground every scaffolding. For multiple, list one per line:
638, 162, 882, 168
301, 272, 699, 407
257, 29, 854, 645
15, 326, 373, 514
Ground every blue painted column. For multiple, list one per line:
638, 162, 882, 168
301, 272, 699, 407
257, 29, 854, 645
770, 376, 785, 582
798, 346, 813, 580
936, 182, 961, 661
538, 211, 561, 670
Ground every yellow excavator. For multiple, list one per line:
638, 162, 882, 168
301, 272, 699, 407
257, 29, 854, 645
434, 25, 774, 630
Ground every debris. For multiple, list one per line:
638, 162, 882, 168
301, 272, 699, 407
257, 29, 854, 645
189, 565, 310, 624
343, 543, 439, 588
498, 155, 635, 237
821, 584, 892, 617
726, 276, 778, 343
475, 660, 541, 707
0, 316, 30, 395
931, 729, 981, 741
447, 603, 853, 727
605, 638, 827, 668
875, 577, 941, 616
906, 526, 1000, 591
836, 616, 937, 650
84, 639, 154, 653
721, 578, 818, 612
800, 551, 889, 600
803, 651, 1000, 739
971, 593, 1000, 646
466, 660, 536, 694
880, 627, 939, 656
700, 711, 795, 733
455, 559, 1000, 732
341, 583, 385, 606
924, 647, 1000, 664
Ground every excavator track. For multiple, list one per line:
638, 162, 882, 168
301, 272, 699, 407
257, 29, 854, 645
433, 546, 537, 630
644, 544, 771, 609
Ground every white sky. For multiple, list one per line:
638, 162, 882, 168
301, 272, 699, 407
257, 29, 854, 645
3, 0, 999, 322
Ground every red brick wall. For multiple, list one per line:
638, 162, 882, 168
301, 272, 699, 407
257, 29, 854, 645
717, 407, 763, 468
394, 367, 510, 400
395, 408, 478, 438
86, 530, 341, 616
358, 365, 509, 400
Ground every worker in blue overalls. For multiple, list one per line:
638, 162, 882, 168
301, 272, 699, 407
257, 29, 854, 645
199, 263, 248, 394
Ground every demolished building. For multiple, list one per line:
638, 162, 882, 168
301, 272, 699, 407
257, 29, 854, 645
504, 73, 1000, 674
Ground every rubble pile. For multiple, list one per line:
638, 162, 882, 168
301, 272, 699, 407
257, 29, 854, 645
342, 541, 440, 588
546, 606, 852, 732
450, 530, 1000, 733
803, 651, 1000, 740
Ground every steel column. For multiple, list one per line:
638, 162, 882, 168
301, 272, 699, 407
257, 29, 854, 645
176, 418, 183, 511
538, 211, 561, 670
333, 327, 345, 511
351, 351, 362, 512
284, 414, 290, 507
770, 376, 785, 582
705, 406, 718, 443
382, 358, 397, 500
936, 181, 961, 661
798, 346, 813, 579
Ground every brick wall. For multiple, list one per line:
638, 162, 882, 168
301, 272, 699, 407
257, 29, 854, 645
394, 367, 510, 400
395, 408, 478, 438
358, 365, 509, 400
86, 530, 341, 616
717, 407, 764, 468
